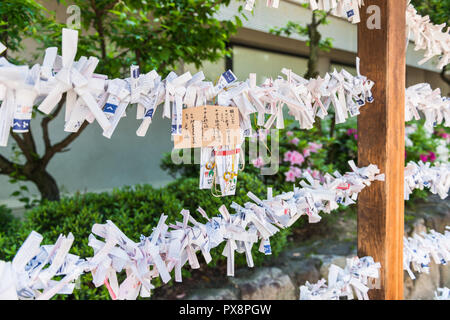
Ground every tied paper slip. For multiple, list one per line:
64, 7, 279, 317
173, 105, 242, 149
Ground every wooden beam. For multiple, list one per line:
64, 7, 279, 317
357, 0, 406, 300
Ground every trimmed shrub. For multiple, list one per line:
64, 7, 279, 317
0, 173, 291, 299
0, 205, 22, 262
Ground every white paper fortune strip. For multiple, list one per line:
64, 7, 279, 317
0, 28, 375, 148
404, 226, 450, 280
0, 231, 85, 300
404, 161, 450, 201
246, 2, 450, 69
406, 84, 450, 132
406, 3, 450, 70
300, 226, 450, 300
299, 256, 381, 300
0, 161, 384, 300
435, 287, 450, 300
245, 0, 364, 24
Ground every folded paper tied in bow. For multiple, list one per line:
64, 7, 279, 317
245, 0, 364, 24
403, 226, 450, 280
435, 287, 450, 300
246, 1, 449, 69
0, 25, 377, 149
406, 3, 450, 70
1, 161, 387, 300
0, 231, 85, 300
301, 225, 450, 300
404, 161, 450, 201
299, 256, 381, 300
405, 84, 450, 132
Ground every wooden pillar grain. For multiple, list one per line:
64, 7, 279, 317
357, 0, 406, 300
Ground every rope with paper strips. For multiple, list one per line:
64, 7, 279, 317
0, 28, 376, 148
0, 160, 385, 300
404, 161, 450, 201
245, 0, 365, 24
299, 226, 450, 300
1, 160, 449, 300
406, 83, 450, 132
435, 287, 450, 300
406, 2, 450, 70
299, 256, 381, 300
247, 1, 450, 70
403, 226, 450, 280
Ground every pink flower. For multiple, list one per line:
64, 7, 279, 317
303, 142, 323, 157
428, 151, 436, 162
347, 128, 357, 136
308, 142, 323, 153
286, 131, 294, 137
420, 154, 429, 162
285, 167, 302, 182
284, 151, 304, 166
252, 157, 265, 168
290, 138, 300, 145
438, 132, 450, 143
291, 167, 302, 178
303, 148, 311, 157
284, 151, 293, 162
436, 129, 450, 141
354, 134, 358, 140
285, 170, 297, 182
289, 151, 305, 166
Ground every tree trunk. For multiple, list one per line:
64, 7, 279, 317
305, 13, 321, 80
305, 12, 323, 134
30, 169, 60, 201
441, 68, 450, 88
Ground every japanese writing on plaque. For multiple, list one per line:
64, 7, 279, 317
174, 105, 241, 149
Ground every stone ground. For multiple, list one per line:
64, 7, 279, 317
150, 195, 450, 300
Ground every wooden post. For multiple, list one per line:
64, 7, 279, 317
357, 0, 406, 300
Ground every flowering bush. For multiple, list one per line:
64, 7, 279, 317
405, 123, 449, 164
248, 117, 449, 201
245, 120, 337, 193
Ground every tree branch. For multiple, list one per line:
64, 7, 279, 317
22, 129, 37, 157
10, 132, 34, 163
440, 68, 450, 87
41, 122, 89, 167
104, 0, 119, 11
0, 153, 16, 175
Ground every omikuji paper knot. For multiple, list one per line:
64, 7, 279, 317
406, 3, 450, 70
403, 226, 450, 280
0, 161, 385, 300
406, 84, 450, 131
404, 162, 450, 201
0, 27, 376, 148
246, 2, 450, 69
245, 0, 364, 24
299, 256, 381, 300
0, 231, 84, 300
300, 226, 450, 300
435, 287, 450, 300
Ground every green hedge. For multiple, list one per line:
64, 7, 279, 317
0, 172, 291, 300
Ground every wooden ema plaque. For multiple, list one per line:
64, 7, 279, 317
173, 105, 242, 149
